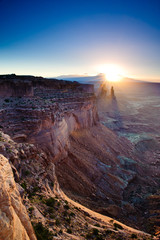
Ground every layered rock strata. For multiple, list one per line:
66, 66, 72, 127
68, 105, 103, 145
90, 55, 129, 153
0, 87, 98, 161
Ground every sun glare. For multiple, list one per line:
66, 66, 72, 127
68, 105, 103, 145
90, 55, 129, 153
98, 64, 124, 82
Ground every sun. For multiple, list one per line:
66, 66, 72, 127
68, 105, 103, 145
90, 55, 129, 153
98, 64, 124, 82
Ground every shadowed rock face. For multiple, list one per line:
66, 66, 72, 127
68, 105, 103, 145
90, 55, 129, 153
0, 154, 36, 240
55, 125, 137, 211
55, 124, 159, 230
0, 80, 34, 97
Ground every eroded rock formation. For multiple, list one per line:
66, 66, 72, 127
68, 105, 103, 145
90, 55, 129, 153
0, 154, 36, 240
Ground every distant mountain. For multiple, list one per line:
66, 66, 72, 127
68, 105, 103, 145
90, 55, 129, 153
57, 73, 105, 83
57, 74, 145, 84
120, 77, 145, 83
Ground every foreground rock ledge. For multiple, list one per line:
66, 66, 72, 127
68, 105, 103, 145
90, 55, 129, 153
0, 154, 36, 240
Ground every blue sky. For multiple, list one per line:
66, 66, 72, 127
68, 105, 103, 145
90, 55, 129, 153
0, 0, 160, 80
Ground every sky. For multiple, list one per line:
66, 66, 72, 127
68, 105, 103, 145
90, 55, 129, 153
0, 0, 160, 81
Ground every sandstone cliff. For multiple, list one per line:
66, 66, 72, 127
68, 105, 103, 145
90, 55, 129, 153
0, 86, 98, 161
0, 154, 36, 240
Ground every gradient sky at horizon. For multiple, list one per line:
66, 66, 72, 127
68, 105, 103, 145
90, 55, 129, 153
0, 0, 160, 81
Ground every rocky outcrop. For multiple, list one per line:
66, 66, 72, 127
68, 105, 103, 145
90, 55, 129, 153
0, 154, 36, 240
0, 131, 56, 196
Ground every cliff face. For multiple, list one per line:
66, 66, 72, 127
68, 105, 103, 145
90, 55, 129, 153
0, 87, 98, 161
0, 80, 33, 97
0, 154, 36, 240
30, 101, 98, 161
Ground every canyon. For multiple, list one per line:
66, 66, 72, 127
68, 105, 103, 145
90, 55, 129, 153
0, 74, 159, 240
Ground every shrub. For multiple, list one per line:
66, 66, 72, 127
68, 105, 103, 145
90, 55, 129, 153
32, 186, 40, 193
55, 219, 60, 226
105, 229, 113, 235
21, 181, 27, 191
39, 195, 44, 201
95, 235, 104, 240
66, 217, 71, 224
24, 170, 30, 176
131, 233, 137, 239
95, 223, 100, 227
92, 228, 99, 236
27, 186, 40, 199
70, 212, 75, 217
63, 211, 68, 217
49, 214, 55, 219
32, 222, 53, 240
28, 207, 34, 213
75, 207, 80, 211
45, 197, 55, 207
50, 182, 54, 187
59, 229, 62, 234
86, 233, 92, 239
48, 207, 54, 213
64, 204, 69, 210
67, 228, 72, 234
6, 147, 12, 153
114, 223, 124, 230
